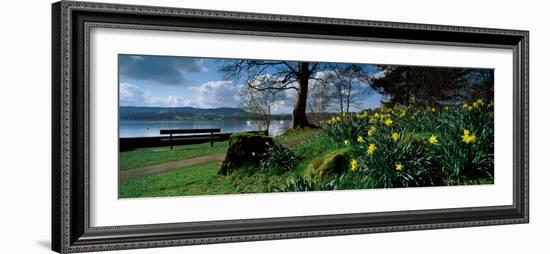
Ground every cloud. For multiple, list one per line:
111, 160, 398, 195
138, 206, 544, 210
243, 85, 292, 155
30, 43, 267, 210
185, 80, 296, 113
188, 81, 242, 108
120, 80, 298, 114
270, 87, 296, 114
119, 55, 203, 85
165, 96, 192, 107
120, 81, 244, 108
119, 83, 192, 107
119, 82, 149, 106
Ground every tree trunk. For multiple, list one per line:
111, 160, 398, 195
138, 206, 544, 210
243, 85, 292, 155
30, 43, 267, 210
339, 92, 344, 114
346, 84, 351, 113
292, 62, 312, 128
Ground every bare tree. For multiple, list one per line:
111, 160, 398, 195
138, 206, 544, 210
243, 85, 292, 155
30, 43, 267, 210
317, 64, 371, 113
239, 77, 282, 135
307, 80, 332, 125
219, 60, 325, 128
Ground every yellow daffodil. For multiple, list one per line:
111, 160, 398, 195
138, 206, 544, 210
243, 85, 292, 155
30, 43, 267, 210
472, 99, 485, 108
395, 162, 404, 171
367, 143, 377, 154
252, 152, 256, 157
327, 116, 339, 125
463, 103, 469, 109
391, 132, 399, 142
384, 118, 393, 126
357, 136, 365, 143
356, 111, 368, 119
463, 135, 477, 144
350, 159, 358, 173
430, 107, 436, 112
461, 129, 477, 144
475, 98, 485, 107
367, 126, 377, 136
444, 106, 449, 111
428, 135, 438, 144
467, 106, 473, 111
344, 140, 350, 145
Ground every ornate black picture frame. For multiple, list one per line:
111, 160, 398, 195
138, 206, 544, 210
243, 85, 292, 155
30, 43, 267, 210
52, 1, 529, 253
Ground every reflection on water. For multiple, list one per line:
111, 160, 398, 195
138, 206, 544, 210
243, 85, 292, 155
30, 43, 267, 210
119, 120, 291, 138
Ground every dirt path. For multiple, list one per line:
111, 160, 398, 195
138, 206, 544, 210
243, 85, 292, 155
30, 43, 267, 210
120, 153, 226, 181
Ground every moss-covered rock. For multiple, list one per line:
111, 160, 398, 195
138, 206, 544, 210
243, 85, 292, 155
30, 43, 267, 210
218, 133, 274, 175
305, 148, 350, 182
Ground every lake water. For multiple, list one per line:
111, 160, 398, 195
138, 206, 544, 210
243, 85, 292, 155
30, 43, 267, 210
119, 120, 291, 138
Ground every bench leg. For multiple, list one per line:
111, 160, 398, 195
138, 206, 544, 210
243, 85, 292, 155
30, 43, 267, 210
170, 133, 173, 150
210, 132, 214, 147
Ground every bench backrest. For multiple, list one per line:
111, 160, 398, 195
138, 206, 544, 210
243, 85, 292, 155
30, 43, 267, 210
160, 128, 221, 135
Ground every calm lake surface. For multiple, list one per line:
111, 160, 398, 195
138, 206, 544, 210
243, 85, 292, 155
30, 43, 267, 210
119, 120, 291, 138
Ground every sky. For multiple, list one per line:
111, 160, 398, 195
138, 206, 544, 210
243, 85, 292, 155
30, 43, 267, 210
118, 54, 383, 114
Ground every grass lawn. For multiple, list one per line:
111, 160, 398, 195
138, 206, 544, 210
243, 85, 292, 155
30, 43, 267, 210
119, 141, 229, 170
120, 162, 228, 198
120, 128, 319, 171
119, 162, 291, 198
275, 127, 318, 144
119, 128, 326, 198
292, 137, 339, 174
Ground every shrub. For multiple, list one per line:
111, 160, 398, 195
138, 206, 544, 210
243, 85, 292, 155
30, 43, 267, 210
259, 143, 298, 174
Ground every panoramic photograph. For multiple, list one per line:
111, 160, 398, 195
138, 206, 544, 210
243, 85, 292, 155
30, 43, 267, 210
118, 54, 495, 198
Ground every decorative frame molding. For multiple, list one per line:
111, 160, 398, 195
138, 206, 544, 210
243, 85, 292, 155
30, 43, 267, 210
52, 1, 529, 253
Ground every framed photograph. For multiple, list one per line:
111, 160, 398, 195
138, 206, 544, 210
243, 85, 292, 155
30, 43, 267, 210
52, 1, 529, 253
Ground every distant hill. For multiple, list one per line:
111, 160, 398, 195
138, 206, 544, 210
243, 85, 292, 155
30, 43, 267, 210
119, 106, 291, 121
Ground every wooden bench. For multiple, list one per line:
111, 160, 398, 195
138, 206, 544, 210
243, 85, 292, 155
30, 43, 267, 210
160, 128, 221, 150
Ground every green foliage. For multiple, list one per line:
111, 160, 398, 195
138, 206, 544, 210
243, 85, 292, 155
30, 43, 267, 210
121, 104, 494, 197
259, 143, 298, 174
368, 66, 493, 106
304, 148, 350, 182
353, 135, 443, 188
278, 176, 337, 192
285, 100, 494, 191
